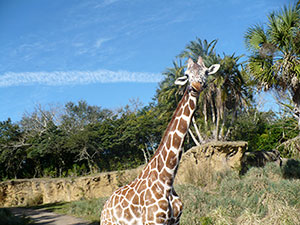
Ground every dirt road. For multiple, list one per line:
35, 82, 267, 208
10, 207, 96, 225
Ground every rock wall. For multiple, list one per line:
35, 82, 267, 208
0, 142, 247, 207
176, 141, 247, 184
0, 169, 141, 207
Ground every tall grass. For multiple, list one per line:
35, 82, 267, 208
48, 160, 300, 225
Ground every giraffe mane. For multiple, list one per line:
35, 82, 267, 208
151, 88, 189, 158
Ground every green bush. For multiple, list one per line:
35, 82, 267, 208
282, 159, 300, 179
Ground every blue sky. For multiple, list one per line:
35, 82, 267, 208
0, 0, 290, 121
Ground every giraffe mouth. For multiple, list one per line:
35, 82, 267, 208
191, 82, 203, 92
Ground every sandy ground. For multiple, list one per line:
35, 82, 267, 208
10, 207, 94, 225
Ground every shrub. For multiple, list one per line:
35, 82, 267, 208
282, 159, 300, 179
25, 193, 43, 206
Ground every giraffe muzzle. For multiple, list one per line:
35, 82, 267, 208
191, 82, 205, 93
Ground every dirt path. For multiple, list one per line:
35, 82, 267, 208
10, 207, 94, 225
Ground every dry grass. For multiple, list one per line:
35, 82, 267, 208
178, 162, 300, 225
179, 163, 236, 191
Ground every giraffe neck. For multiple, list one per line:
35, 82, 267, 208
140, 88, 198, 190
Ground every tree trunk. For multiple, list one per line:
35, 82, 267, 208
214, 106, 220, 141
192, 117, 204, 143
292, 94, 300, 130
292, 85, 300, 130
203, 100, 208, 127
211, 98, 216, 124
188, 128, 200, 146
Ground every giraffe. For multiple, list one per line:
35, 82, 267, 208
100, 56, 220, 225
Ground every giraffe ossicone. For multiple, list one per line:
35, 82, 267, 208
100, 56, 220, 225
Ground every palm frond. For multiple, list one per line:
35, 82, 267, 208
245, 23, 269, 53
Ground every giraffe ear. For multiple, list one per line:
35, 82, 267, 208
207, 64, 220, 75
187, 58, 194, 69
175, 75, 188, 86
197, 56, 205, 67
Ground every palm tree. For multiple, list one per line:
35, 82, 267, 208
179, 38, 219, 65
245, 2, 300, 128
179, 39, 251, 143
155, 38, 252, 145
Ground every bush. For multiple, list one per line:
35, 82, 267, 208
282, 159, 300, 179
25, 194, 43, 207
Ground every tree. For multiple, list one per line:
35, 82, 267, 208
61, 100, 113, 133
245, 2, 300, 128
0, 119, 28, 179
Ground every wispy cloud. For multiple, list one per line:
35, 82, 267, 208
94, 38, 111, 48
94, 0, 120, 8
0, 70, 162, 87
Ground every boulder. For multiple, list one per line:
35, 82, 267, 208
176, 141, 247, 184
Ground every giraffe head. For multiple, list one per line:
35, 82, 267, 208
175, 56, 220, 93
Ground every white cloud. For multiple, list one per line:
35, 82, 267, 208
94, 38, 111, 48
0, 70, 162, 87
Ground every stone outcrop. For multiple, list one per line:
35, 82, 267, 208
176, 141, 247, 184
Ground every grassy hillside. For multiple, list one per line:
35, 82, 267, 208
178, 162, 300, 225
45, 161, 300, 225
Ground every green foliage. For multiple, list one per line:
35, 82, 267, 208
0, 100, 159, 180
230, 109, 299, 156
282, 159, 300, 179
